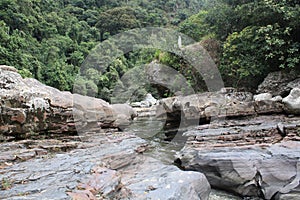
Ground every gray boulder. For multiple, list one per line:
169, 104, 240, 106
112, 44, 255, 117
257, 70, 300, 97
131, 93, 158, 108
143, 93, 157, 106
177, 115, 300, 199
283, 88, 300, 114
111, 104, 137, 129
123, 156, 211, 200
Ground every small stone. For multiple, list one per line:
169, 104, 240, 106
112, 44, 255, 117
277, 123, 285, 136
254, 93, 272, 101
271, 96, 283, 102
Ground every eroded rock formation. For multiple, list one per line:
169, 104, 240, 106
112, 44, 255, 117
176, 115, 300, 199
0, 65, 135, 140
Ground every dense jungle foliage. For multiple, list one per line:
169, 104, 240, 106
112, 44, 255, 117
1, 0, 299, 102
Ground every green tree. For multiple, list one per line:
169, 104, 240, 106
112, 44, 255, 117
179, 10, 210, 41
96, 7, 140, 41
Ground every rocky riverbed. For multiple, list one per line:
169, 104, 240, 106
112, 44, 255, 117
1, 114, 299, 199
1, 65, 300, 199
0, 129, 212, 199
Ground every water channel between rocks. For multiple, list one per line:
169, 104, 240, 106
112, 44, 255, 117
126, 116, 257, 200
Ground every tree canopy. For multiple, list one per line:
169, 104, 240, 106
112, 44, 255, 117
0, 0, 299, 100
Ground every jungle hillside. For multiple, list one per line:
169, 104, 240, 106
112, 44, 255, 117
1, 0, 299, 102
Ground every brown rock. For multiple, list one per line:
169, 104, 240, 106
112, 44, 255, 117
0, 66, 125, 139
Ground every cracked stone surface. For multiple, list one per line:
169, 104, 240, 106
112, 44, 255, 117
0, 130, 210, 200
177, 115, 300, 199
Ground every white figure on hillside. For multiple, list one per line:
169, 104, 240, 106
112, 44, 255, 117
178, 35, 182, 49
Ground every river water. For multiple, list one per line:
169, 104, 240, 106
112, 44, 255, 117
125, 116, 247, 200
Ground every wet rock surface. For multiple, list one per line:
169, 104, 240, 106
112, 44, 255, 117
177, 115, 300, 199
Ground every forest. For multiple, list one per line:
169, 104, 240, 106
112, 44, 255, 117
0, 0, 299, 102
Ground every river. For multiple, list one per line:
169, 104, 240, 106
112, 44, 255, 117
125, 116, 254, 200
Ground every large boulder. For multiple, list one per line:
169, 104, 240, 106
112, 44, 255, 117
145, 61, 194, 96
283, 88, 300, 114
0, 65, 121, 139
110, 104, 137, 129
176, 115, 300, 199
257, 70, 300, 97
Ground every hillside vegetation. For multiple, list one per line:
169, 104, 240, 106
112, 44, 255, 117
1, 0, 299, 101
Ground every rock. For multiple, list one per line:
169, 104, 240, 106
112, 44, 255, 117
0, 66, 118, 139
254, 99, 284, 114
133, 106, 157, 117
0, 65, 18, 73
145, 61, 194, 96
121, 156, 211, 200
177, 115, 300, 199
144, 93, 157, 106
131, 93, 158, 108
277, 122, 285, 136
254, 93, 272, 101
157, 88, 294, 122
0, 130, 211, 200
131, 101, 142, 107
257, 70, 300, 97
282, 88, 300, 114
219, 87, 237, 94
287, 78, 300, 89
157, 91, 256, 122
275, 191, 300, 200
68, 167, 122, 199
140, 100, 151, 108
271, 96, 283, 102
110, 104, 137, 129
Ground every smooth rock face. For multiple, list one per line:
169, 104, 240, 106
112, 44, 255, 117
177, 115, 300, 199
283, 88, 300, 114
123, 156, 210, 200
257, 70, 300, 97
0, 66, 127, 139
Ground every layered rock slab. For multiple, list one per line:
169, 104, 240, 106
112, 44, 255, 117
177, 115, 300, 199
0, 131, 210, 200
0, 66, 136, 140
157, 90, 287, 123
